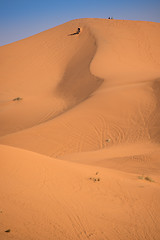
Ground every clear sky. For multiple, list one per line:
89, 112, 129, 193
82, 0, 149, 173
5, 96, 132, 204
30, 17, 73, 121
0, 0, 160, 46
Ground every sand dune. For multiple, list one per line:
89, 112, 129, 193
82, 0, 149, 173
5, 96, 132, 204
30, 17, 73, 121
0, 21, 102, 136
0, 18, 160, 239
1, 145, 160, 240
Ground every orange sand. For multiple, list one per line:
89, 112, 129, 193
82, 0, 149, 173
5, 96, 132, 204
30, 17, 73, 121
0, 18, 160, 240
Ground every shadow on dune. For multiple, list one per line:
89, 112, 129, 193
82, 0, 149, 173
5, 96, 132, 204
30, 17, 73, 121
149, 78, 160, 143
55, 28, 103, 111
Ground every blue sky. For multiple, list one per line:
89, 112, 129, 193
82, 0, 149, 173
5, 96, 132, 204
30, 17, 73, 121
0, 0, 160, 46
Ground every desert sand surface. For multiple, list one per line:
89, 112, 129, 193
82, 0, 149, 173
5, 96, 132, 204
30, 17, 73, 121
0, 18, 160, 239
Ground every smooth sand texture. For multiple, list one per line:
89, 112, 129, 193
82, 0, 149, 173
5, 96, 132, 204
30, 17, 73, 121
1, 145, 160, 240
0, 18, 160, 239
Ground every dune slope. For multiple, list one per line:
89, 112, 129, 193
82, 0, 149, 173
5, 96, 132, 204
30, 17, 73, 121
0, 19, 160, 163
0, 21, 102, 136
0, 145, 160, 240
0, 18, 160, 240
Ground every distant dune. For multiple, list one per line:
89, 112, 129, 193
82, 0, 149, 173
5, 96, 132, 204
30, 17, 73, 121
0, 18, 160, 240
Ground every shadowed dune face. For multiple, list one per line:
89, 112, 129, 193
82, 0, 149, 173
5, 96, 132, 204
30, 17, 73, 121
148, 79, 160, 143
55, 28, 103, 105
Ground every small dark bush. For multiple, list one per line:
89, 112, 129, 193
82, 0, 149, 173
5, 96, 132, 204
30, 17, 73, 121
138, 175, 154, 182
89, 177, 100, 182
12, 97, 23, 101
144, 176, 154, 182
